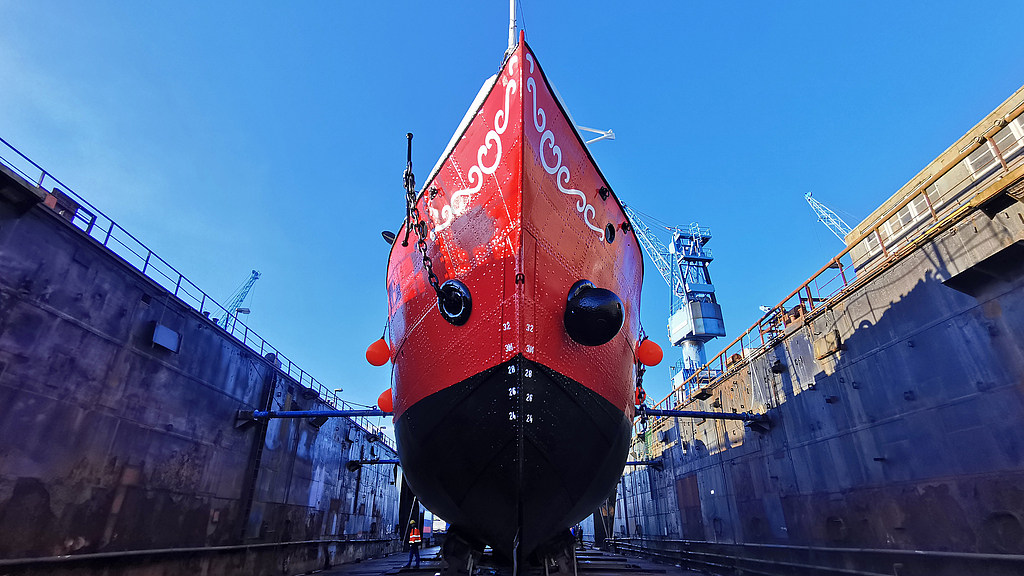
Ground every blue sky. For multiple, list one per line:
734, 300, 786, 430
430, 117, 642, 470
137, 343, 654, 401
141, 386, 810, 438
2, 1, 1022, 418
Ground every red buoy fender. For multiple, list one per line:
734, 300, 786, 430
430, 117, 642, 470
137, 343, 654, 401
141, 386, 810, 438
377, 388, 394, 413
637, 339, 663, 367
366, 338, 391, 366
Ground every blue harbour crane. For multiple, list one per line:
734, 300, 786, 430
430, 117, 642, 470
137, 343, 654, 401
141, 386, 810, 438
623, 205, 726, 403
805, 191, 853, 243
220, 270, 261, 330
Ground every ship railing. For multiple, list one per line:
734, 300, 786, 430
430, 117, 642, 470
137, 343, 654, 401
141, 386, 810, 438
0, 135, 354, 417
648, 97, 1024, 418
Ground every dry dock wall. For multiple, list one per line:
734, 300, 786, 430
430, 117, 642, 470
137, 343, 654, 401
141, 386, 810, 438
0, 166, 400, 574
617, 187, 1024, 568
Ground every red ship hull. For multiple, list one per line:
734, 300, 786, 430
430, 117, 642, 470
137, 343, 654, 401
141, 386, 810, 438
386, 39, 643, 558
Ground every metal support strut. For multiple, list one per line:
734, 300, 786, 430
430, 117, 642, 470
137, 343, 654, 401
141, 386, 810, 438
237, 409, 392, 421
625, 460, 664, 471
638, 406, 768, 423
636, 405, 771, 433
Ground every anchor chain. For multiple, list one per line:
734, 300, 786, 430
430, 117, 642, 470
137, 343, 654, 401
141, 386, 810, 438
399, 133, 473, 326
635, 363, 647, 406
401, 133, 443, 299
634, 327, 648, 407
410, 202, 442, 298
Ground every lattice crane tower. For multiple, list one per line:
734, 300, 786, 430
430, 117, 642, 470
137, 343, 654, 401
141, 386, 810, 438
623, 205, 726, 400
805, 191, 853, 242
220, 270, 261, 330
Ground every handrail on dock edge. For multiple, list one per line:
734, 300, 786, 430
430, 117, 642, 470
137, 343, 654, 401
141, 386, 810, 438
0, 136, 394, 450
652, 96, 1024, 418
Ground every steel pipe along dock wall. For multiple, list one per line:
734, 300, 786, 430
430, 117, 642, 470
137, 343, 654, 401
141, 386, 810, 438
0, 539, 397, 576
610, 538, 1024, 576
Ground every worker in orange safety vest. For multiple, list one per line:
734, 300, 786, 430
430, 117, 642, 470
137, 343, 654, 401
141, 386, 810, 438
403, 519, 421, 569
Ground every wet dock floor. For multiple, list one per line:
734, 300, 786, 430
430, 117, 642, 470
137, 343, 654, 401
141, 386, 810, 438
319, 546, 703, 576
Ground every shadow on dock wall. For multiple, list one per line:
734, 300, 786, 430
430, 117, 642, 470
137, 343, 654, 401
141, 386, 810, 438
0, 176, 400, 572
618, 202, 1024, 557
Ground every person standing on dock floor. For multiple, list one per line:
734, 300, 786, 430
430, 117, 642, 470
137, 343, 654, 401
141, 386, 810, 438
404, 520, 421, 569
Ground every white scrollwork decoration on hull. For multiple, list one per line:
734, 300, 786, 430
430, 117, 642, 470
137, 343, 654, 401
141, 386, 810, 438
430, 57, 519, 237
432, 164, 484, 237
451, 166, 483, 215
558, 167, 604, 236
540, 131, 561, 175
526, 78, 546, 134
557, 166, 587, 212
495, 57, 518, 135
526, 51, 603, 240
478, 131, 502, 175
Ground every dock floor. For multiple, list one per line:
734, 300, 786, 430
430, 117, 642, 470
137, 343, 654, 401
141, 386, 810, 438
319, 546, 704, 576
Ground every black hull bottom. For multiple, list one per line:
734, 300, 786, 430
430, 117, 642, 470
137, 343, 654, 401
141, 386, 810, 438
395, 354, 631, 558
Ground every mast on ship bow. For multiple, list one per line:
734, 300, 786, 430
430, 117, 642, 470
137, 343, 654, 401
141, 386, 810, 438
504, 0, 519, 63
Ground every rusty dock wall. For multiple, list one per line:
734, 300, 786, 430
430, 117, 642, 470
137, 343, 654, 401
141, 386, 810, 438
615, 91, 1024, 575
0, 161, 401, 575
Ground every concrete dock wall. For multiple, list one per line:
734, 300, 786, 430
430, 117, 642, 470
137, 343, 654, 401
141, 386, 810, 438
618, 184, 1024, 559
0, 165, 400, 574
